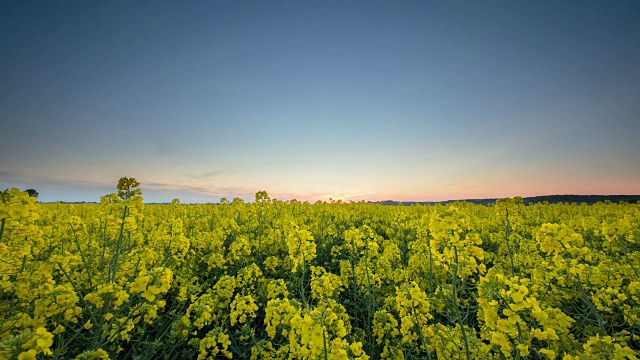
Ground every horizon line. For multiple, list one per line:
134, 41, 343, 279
33, 193, 640, 205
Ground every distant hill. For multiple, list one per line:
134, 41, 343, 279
374, 195, 640, 206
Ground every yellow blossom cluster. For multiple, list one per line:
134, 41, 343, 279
286, 223, 317, 273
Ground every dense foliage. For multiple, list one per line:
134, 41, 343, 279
1, 179, 639, 359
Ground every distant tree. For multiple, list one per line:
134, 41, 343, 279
25, 189, 38, 199
255, 190, 270, 204
117, 177, 141, 200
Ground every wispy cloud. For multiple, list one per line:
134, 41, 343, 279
144, 181, 255, 198
0, 171, 114, 188
0, 171, 24, 180
188, 166, 249, 180
190, 169, 228, 179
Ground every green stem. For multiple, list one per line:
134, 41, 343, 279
620, 237, 639, 277
514, 322, 523, 360
428, 240, 434, 294
300, 254, 307, 307
111, 206, 128, 283
322, 327, 329, 360
57, 263, 99, 327
364, 236, 376, 356
100, 216, 109, 269
0, 218, 5, 243
453, 247, 472, 360
9, 255, 28, 309
72, 228, 93, 288
576, 274, 606, 336
504, 207, 516, 277
411, 307, 432, 360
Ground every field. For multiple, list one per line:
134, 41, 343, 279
1, 178, 639, 359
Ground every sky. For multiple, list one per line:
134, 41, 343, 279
1, 1, 639, 203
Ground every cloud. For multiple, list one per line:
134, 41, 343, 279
0, 171, 24, 180
143, 181, 255, 198
188, 166, 248, 180
0, 170, 113, 188
191, 170, 227, 179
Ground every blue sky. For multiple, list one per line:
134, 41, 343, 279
1, 1, 639, 203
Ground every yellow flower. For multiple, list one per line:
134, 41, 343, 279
517, 344, 529, 357
35, 327, 54, 354
230, 294, 258, 326
18, 350, 37, 360
130, 275, 151, 293
539, 348, 556, 359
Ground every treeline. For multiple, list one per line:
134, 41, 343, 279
377, 194, 640, 206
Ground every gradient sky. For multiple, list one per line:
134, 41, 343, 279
1, 1, 639, 203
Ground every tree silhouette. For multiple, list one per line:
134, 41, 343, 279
25, 189, 38, 199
